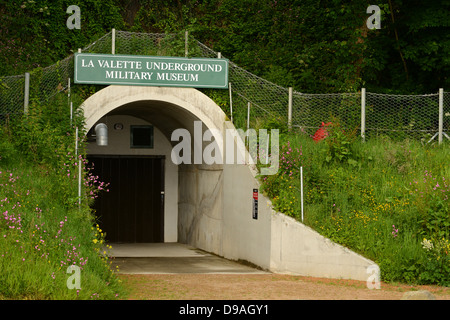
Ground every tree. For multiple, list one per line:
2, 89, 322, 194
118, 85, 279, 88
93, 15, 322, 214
362, 0, 450, 93
2, 0, 448, 94
0, 0, 123, 76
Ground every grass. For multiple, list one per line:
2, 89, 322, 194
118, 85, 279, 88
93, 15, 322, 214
0, 96, 127, 299
259, 124, 450, 286
0, 152, 127, 299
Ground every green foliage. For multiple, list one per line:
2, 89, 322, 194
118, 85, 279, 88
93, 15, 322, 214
419, 238, 450, 286
0, 89, 125, 299
260, 126, 450, 286
0, 160, 125, 298
363, 0, 450, 93
200, 88, 231, 118
0, 0, 124, 76
260, 140, 303, 219
2, 1, 449, 93
408, 170, 450, 239
321, 118, 359, 165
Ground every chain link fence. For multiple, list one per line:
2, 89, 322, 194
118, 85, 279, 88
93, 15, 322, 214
291, 92, 361, 134
444, 91, 450, 142
1, 30, 449, 144
0, 74, 26, 118
365, 91, 440, 142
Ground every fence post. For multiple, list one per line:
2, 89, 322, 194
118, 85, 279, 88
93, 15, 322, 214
112, 28, 116, 54
288, 87, 293, 130
24, 72, 30, 114
229, 82, 233, 123
361, 88, 366, 142
68, 77, 71, 104
70, 102, 73, 126
68, 78, 72, 126
245, 102, 251, 147
247, 102, 251, 131
78, 159, 82, 208
439, 88, 443, 145
185, 30, 188, 57
300, 166, 304, 223
75, 127, 81, 209
75, 126, 78, 156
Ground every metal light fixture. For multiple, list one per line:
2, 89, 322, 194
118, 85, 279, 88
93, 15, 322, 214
95, 123, 108, 146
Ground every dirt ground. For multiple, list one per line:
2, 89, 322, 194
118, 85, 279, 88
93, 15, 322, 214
119, 273, 450, 300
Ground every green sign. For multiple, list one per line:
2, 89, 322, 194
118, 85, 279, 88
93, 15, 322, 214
74, 53, 228, 89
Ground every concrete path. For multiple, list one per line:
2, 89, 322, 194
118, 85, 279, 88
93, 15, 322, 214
106, 242, 268, 274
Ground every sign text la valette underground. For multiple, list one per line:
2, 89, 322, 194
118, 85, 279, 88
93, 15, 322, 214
74, 53, 229, 89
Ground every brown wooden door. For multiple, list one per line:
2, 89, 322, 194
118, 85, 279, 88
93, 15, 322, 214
88, 156, 164, 243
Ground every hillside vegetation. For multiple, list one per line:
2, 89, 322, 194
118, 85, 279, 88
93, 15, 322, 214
0, 95, 126, 299
259, 121, 450, 285
1, 0, 449, 93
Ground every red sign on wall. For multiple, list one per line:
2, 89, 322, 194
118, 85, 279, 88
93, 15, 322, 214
252, 189, 258, 219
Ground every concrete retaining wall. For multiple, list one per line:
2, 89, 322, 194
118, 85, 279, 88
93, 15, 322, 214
218, 161, 375, 281
270, 211, 375, 280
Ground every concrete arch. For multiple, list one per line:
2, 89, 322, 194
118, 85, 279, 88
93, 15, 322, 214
81, 85, 377, 282
82, 85, 226, 158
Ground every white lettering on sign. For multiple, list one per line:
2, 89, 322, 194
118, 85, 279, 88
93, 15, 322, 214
146, 61, 222, 72
82, 59, 94, 68
79, 58, 218, 83
97, 60, 143, 69
156, 73, 198, 82
105, 70, 154, 80
75, 53, 228, 88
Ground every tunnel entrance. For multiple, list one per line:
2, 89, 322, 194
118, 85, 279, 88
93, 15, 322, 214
82, 85, 261, 261
77, 65, 377, 281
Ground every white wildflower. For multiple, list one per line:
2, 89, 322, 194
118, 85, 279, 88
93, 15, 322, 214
421, 238, 434, 251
